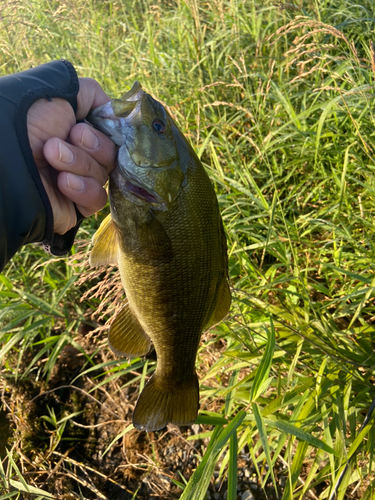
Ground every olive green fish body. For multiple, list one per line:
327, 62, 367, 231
89, 83, 230, 431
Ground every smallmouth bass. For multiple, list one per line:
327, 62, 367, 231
88, 82, 231, 431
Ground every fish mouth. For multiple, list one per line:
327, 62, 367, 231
89, 82, 144, 120
119, 80, 144, 102
87, 82, 145, 142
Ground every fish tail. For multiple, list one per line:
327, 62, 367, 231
132, 372, 199, 432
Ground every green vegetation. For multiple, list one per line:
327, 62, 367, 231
1, 0, 375, 498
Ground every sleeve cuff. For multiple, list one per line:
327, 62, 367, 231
12, 60, 82, 256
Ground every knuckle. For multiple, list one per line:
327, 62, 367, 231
78, 154, 92, 175
99, 165, 109, 186
77, 185, 108, 218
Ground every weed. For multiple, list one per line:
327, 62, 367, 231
1, 0, 375, 498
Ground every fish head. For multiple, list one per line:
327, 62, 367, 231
88, 82, 187, 212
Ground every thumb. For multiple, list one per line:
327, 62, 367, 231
76, 78, 111, 120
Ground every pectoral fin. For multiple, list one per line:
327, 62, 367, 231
138, 210, 173, 263
204, 276, 231, 330
89, 214, 119, 267
109, 300, 151, 357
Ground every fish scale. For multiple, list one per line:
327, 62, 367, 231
88, 82, 231, 431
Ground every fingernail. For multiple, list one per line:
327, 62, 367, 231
81, 127, 100, 150
66, 172, 85, 191
58, 141, 75, 164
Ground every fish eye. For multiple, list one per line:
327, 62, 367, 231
152, 118, 166, 135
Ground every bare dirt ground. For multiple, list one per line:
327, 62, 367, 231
0, 335, 365, 500
0, 334, 284, 500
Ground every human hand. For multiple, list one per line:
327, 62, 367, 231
27, 78, 117, 235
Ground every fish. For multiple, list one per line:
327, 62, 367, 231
87, 81, 231, 432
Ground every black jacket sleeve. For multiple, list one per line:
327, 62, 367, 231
0, 60, 82, 273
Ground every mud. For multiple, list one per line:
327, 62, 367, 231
0, 339, 366, 499
0, 409, 10, 459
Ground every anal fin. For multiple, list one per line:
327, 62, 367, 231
109, 300, 151, 357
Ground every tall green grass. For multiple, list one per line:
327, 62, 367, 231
2, 0, 375, 498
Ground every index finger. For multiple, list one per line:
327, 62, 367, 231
70, 122, 117, 174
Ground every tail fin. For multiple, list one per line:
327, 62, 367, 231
132, 372, 199, 431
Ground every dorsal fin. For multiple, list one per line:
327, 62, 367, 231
204, 276, 231, 330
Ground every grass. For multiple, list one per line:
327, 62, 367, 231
2, 0, 375, 498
